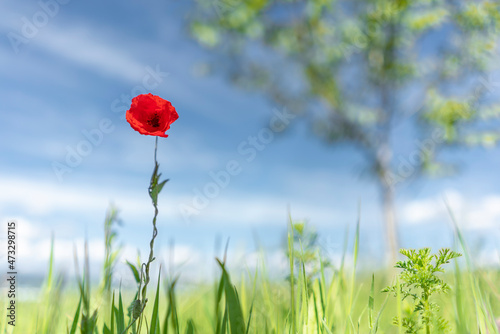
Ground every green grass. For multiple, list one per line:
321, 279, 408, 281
1, 213, 499, 334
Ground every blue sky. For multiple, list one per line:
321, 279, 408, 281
1, 0, 499, 283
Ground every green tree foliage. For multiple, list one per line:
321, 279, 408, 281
190, 0, 500, 260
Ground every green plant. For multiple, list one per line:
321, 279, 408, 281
100, 205, 122, 299
286, 220, 331, 288
383, 248, 462, 334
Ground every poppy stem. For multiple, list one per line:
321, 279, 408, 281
154, 136, 158, 164
132, 136, 161, 334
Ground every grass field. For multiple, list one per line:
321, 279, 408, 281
1, 209, 499, 334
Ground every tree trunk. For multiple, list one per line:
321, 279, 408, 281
376, 144, 399, 264
381, 178, 399, 264
377, 10, 400, 264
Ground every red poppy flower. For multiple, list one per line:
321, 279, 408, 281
126, 93, 179, 138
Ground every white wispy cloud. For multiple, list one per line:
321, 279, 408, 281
401, 189, 500, 231
5, 173, 500, 234
0, 214, 291, 283
0, 2, 149, 83
0, 173, 342, 228
33, 26, 148, 82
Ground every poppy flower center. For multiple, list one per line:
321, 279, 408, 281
147, 113, 161, 128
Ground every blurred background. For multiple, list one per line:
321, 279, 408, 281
1, 1, 500, 288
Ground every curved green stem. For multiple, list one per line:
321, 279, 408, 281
127, 136, 161, 334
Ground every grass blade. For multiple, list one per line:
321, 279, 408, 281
185, 319, 196, 334
216, 259, 246, 334
115, 289, 125, 334
150, 271, 162, 334
288, 213, 297, 334
69, 296, 82, 334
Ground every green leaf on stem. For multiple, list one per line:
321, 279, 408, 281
149, 162, 169, 206
126, 261, 141, 285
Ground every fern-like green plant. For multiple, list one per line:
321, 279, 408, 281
383, 248, 461, 334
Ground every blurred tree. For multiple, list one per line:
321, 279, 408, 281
190, 0, 500, 261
